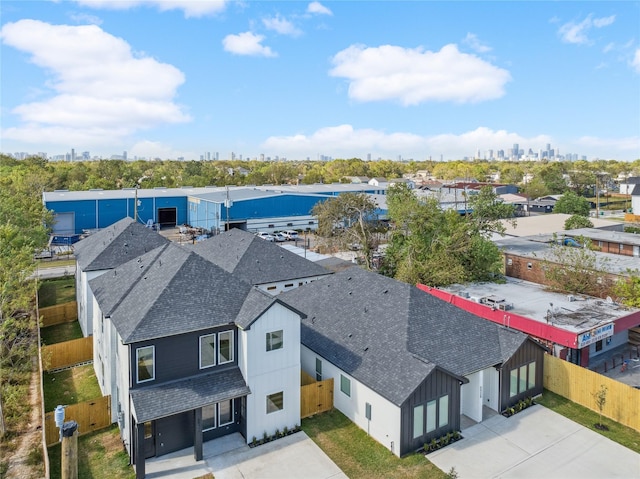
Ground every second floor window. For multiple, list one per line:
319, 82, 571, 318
218, 330, 234, 364
266, 330, 283, 351
136, 346, 155, 383
200, 334, 216, 369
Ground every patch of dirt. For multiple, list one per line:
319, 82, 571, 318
4, 361, 45, 479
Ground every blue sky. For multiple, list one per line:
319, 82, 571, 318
1, 1, 639, 161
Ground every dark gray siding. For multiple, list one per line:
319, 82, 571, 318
129, 326, 237, 388
500, 339, 545, 411
399, 369, 461, 456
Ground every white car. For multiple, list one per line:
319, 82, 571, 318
283, 230, 299, 241
256, 232, 275, 242
272, 233, 286, 242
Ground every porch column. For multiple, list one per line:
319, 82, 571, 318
194, 408, 203, 461
135, 422, 145, 479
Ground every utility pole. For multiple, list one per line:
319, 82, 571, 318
61, 421, 78, 479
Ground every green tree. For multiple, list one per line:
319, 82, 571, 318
312, 192, 379, 270
564, 215, 593, 230
593, 385, 608, 429
468, 186, 516, 236
612, 271, 640, 307
383, 185, 503, 286
553, 191, 591, 216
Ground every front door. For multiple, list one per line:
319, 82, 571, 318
143, 421, 155, 458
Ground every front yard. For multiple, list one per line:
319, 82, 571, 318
302, 409, 448, 479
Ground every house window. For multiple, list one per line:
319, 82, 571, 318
266, 330, 283, 351
509, 368, 518, 397
595, 340, 603, 352
619, 244, 624, 251
413, 405, 424, 439
519, 365, 527, 394
202, 404, 216, 431
426, 400, 437, 433
218, 400, 234, 426
315, 358, 322, 381
199, 334, 216, 369
218, 331, 234, 364
136, 346, 154, 383
507, 258, 513, 266
266, 392, 284, 414
527, 362, 536, 390
144, 421, 153, 439
340, 375, 351, 397
439, 395, 449, 428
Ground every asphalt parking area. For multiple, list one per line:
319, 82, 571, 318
428, 405, 640, 479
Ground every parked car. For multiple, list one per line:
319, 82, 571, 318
272, 233, 286, 242
256, 232, 275, 242
283, 230, 299, 241
34, 248, 53, 260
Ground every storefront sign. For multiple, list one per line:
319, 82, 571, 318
577, 323, 614, 348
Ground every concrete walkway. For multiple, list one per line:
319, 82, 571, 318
428, 405, 640, 478
146, 431, 347, 479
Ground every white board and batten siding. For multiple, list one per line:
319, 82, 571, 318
461, 368, 500, 423
238, 302, 301, 442
77, 268, 107, 337
301, 345, 402, 457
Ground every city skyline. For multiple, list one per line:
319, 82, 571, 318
1, 1, 639, 161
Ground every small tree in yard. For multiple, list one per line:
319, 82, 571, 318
593, 384, 608, 430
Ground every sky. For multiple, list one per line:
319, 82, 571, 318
1, 1, 639, 162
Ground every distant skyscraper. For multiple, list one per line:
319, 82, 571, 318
367, 153, 371, 161
512, 144, 519, 159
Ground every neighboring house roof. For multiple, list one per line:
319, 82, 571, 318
75, 217, 169, 271
632, 184, 640, 196
281, 267, 529, 406
89, 242, 296, 343
188, 229, 331, 285
130, 367, 251, 423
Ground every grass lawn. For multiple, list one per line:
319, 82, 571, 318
38, 277, 76, 308
43, 364, 102, 412
48, 425, 134, 479
36, 258, 76, 269
537, 389, 640, 453
302, 409, 447, 479
41, 321, 83, 345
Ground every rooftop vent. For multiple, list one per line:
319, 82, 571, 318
458, 291, 470, 299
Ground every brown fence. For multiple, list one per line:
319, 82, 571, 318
301, 374, 333, 419
40, 301, 78, 327
543, 354, 640, 431
42, 337, 93, 371
44, 396, 112, 446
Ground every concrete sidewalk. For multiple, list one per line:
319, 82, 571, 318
428, 405, 640, 478
146, 431, 347, 479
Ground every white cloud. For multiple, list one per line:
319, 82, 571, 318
632, 48, 640, 73
262, 125, 554, 160
576, 135, 640, 159
223, 31, 276, 57
329, 44, 511, 105
558, 14, 616, 45
462, 33, 491, 53
68, 12, 103, 25
129, 140, 194, 160
262, 15, 302, 37
307, 2, 332, 16
0, 19, 189, 147
72, 0, 228, 18
602, 42, 614, 53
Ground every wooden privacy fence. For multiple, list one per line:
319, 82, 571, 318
44, 396, 112, 446
301, 373, 333, 419
544, 354, 640, 431
42, 337, 93, 371
40, 301, 77, 327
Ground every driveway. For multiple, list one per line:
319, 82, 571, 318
146, 431, 347, 479
428, 405, 640, 478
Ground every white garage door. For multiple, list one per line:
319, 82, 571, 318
53, 212, 75, 234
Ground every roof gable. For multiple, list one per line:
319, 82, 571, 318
75, 217, 169, 271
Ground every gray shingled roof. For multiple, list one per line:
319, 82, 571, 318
631, 184, 640, 196
75, 217, 169, 271
130, 367, 250, 423
89, 243, 275, 343
189, 229, 331, 285
280, 267, 530, 406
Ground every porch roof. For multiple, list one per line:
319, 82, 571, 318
130, 367, 250, 423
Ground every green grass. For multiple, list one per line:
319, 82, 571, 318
537, 389, 640, 453
38, 277, 76, 308
43, 364, 102, 411
36, 258, 76, 269
48, 425, 134, 479
302, 409, 447, 479
41, 321, 83, 345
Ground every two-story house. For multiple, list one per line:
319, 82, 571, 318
89, 242, 305, 479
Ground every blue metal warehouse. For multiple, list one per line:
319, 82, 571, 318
42, 184, 386, 235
